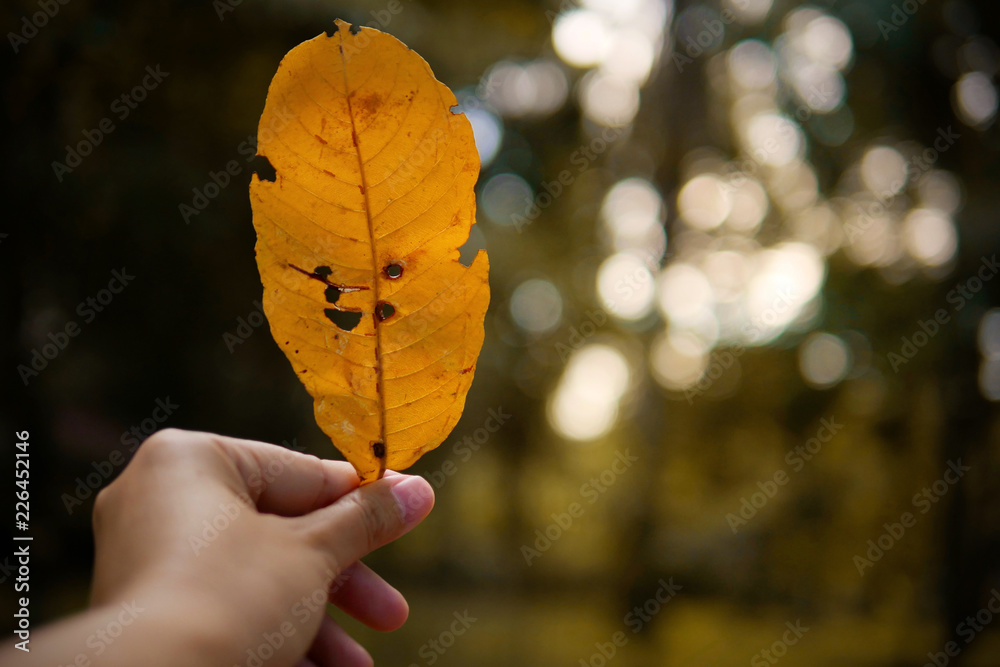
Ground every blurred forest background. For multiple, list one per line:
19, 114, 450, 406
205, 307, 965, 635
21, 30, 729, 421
4, 0, 1000, 664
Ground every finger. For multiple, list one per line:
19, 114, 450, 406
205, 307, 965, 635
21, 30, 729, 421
296, 660, 320, 667
298, 475, 434, 572
307, 616, 373, 667
330, 562, 409, 631
200, 431, 362, 515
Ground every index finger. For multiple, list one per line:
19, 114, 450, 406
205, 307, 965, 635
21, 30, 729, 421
207, 432, 362, 516
139, 429, 362, 516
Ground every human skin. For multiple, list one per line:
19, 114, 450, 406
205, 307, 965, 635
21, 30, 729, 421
3, 429, 435, 667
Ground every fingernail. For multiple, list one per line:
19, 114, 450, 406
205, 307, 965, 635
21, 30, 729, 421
390, 476, 434, 524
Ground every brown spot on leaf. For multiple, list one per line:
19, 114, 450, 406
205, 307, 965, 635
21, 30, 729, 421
353, 92, 383, 118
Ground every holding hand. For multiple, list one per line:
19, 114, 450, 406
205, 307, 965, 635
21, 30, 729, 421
9, 429, 435, 667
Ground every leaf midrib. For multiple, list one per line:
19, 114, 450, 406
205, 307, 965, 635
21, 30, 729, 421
338, 30, 387, 479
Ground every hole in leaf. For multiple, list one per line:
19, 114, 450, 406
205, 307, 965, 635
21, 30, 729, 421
372, 442, 385, 458
458, 233, 481, 267
324, 286, 340, 304
349, 23, 362, 35
314, 266, 333, 277
250, 155, 277, 182
385, 263, 403, 279
449, 104, 461, 115
325, 308, 362, 331
376, 302, 395, 321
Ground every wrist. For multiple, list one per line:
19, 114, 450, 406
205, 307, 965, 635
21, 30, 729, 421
94, 584, 240, 667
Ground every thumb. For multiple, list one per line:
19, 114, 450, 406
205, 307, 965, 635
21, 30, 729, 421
297, 475, 435, 571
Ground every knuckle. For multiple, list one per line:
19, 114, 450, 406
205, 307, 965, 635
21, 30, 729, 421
134, 428, 201, 464
91, 484, 115, 530
142, 427, 186, 450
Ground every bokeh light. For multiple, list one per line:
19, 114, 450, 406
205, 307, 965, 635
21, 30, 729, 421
601, 178, 667, 258
918, 170, 963, 215
597, 253, 656, 321
978, 308, 1000, 359
902, 208, 958, 267
579, 71, 641, 127
678, 174, 731, 230
481, 60, 569, 118
553, 10, 613, 68
464, 106, 503, 167
861, 145, 908, 196
510, 279, 563, 335
799, 332, 851, 388
657, 263, 715, 326
724, 0, 773, 25
725, 176, 769, 232
954, 71, 999, 129
650, 331, 708, 391
549, 344, 631, 440
728, 40, 778, 90
743, 113, 803, 167
978, 359, 1000, 402
480, 173, 533, 227
603, 28, 657, 84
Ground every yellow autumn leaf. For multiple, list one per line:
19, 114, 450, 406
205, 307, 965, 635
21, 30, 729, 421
250, 20, 489, 484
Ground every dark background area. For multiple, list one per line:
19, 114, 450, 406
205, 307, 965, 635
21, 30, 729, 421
4, 0, 1000, 664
